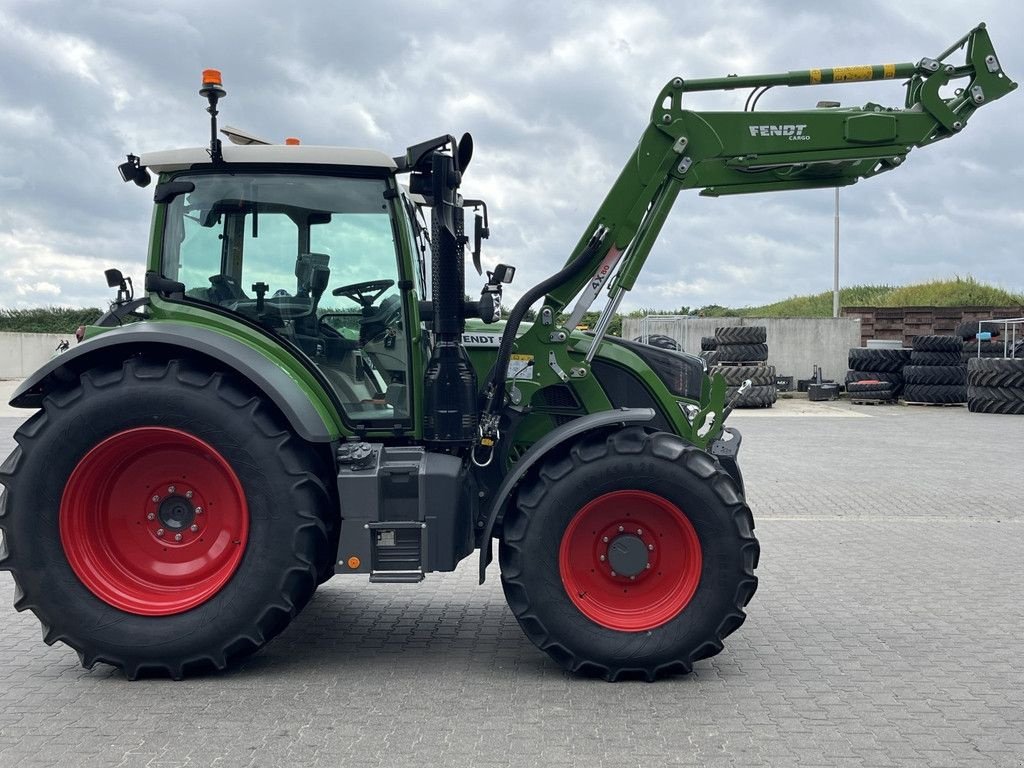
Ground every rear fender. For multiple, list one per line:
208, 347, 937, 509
10, 323, 334, 443
477, 407, 655, 583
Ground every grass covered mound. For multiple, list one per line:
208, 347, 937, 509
693, 277, 1024, 318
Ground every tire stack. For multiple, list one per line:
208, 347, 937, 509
903, 335, 967, 404
967, 358, 1024, 414
710, 326, 775, 408
845, 347, 911, 403
957, 320, 1007, 362
699, 336, 719, 366
633, 334, 680, 352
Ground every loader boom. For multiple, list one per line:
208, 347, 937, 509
550, 23, 1016, 326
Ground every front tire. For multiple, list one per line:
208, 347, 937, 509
0, 357, 330, 679
499, 428, 759, 681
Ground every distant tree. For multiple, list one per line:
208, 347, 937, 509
0, 307, 103, 334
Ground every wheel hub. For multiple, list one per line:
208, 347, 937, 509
147, 483, 206, 544
158, 495, 195, 531
596, 521, 657, 581
606, 534, 649, 577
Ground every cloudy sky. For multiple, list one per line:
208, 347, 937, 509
1, 0, 1021, 313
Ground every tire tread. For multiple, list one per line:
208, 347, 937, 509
0, 357, 329, 680
499, 428, 758, 681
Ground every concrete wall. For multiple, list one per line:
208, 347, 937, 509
3, 321, 865, 387
621, 316, 863, 383
0, 332, 75, 379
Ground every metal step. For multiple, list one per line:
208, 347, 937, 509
369, 570, 425, 584
367, 521, 426, 583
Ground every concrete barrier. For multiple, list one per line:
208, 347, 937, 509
0, 332, 75, 380
622, 316, 863, 383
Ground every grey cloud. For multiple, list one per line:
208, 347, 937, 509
0, 0, 1021, 314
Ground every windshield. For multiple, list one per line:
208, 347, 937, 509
161, 172, 399, 312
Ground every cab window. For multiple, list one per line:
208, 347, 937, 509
160, 172, 410, 425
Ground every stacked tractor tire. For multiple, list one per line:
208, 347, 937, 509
633, 334, 680, 351
845, 347, 911, 403
705, 326, 776, 408
957, 320, 1009, 361
967, 357, 1024, 414
699, 335, 719, 364
902, 335, 967, 404
957, 321, 1024, 414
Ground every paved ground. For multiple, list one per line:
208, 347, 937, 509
1, 394, 1023, 767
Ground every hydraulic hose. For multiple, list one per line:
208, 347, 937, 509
481, 232, 605, 418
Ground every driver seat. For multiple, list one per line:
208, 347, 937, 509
292, 252, 332, 346
295, 252, 331, 300
360, 294, 401, 344
207, 274, 249, 305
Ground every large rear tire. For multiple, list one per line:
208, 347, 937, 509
499, 428, 759, 681
0, 358, 331, 679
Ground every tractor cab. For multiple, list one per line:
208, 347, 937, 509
145, 147, 416, 424
133, 71, 505, 433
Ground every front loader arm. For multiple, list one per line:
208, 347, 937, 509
476, 24, 1014, 444
550, 23, 1016, 320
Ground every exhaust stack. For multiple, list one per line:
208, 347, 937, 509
409, 138, 478, 447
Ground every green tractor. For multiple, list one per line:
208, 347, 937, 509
0, 26, 1014, 680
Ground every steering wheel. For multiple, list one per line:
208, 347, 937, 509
331, 279, 394, 308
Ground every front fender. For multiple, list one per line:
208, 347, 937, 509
477, 407, 656, 583
10, 322, 335, 443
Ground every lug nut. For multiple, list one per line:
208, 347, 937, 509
630, 575, 636, 580
174, 533, 183, 542
190, 524, 199, 532
599, 554, 606, 562
610, 571, 617, 577
167, 485, 176, 494
602, 536, 609, 543
156, 529, 165, 537
636, 529, 643, 535
147, 512, 156, 521
195, 507, 203, 515
646, 563, 651, 569
152, 495, 160, 503
648, 544, 654, 551
185, 490, 193, 499
618, 526, 624, 532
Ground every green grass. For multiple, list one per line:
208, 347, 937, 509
682, 277, 1024, 318
0, 307, 103, 334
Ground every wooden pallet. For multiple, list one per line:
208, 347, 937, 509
850, 398, 895, 406
717, 361, 768, 367
898, 400, 967, 407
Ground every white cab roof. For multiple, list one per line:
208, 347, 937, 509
140, 144, 397, 172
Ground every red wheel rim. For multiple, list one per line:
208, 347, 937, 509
558, 490, 702, 632
60, 427, 249, 616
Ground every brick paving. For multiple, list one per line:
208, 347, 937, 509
1, 399, 1023, 767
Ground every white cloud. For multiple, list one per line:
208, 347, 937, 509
0, 0, 1022, 314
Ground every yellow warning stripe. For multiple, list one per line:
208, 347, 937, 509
832, 65, 873, 82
